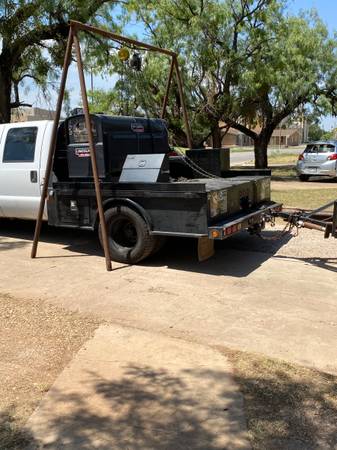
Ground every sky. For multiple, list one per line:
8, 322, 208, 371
288, 0, 336, 129
24, 0, 337, 129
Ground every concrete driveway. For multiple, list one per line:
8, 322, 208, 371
0, 219, 336, 375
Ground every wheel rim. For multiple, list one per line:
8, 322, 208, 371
110, 217, 138, 248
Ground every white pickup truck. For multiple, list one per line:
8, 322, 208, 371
0, 115, 281, 264
0, 121, 53, 220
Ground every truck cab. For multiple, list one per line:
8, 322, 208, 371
0, 121, 53, 220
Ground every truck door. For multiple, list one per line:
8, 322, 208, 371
0, 123, 46, 220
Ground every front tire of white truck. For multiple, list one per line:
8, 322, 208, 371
98, 206, 159, 264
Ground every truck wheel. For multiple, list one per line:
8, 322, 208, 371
299, 174, 310, 182
99, 206, 156, 264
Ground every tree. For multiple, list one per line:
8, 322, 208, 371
308, 122, 325, 141
122, 0, 337, 167
0, 0, 120, 123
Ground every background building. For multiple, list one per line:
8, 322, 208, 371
11, 107, 57, 122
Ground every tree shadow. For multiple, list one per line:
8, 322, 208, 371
24, 365, 248, 450
0, 408, 36, 450
224, 349, 337, 450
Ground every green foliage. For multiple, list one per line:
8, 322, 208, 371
308, 123, 325, 141
0, 0, 120, 122
117, 0, 337, 165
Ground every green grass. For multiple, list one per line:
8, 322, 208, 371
272, 189, 336, 209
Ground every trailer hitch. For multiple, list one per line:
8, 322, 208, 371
268, 199, 337, 240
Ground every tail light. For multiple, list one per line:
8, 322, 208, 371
168, 149, 178, 156
298, 154, 304, 161
328, 153, 337, 161
224, 224, 241, 236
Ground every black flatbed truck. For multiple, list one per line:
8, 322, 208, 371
48, 144, 281, 263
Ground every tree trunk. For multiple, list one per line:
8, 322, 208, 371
211, 124, 222, 148
253, 132, 272, 168
0, 69, 12, 123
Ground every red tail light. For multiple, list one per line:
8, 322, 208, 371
224, 224, 239, 236
168, 150, 178, 157
328, 153, 337, 160
298, 154, 304, 161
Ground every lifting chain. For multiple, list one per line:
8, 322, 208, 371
254, 212, 301, 241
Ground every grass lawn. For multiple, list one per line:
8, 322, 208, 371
271, 167, 297, 177
272, 189, 336, 209
268, 152, 299, 165
224, 348, 337, 450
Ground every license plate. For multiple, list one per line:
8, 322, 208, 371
307, 167, 317, 173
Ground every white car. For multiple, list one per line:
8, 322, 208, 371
296, 141, 337, 181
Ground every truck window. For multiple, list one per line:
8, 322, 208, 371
3, 127, 38, 162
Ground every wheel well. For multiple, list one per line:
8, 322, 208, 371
94, 198, 152, 231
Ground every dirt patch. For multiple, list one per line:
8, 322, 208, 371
0, 294, 101, 450
223, 348, 337, 450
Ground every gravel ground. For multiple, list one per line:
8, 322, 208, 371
0, 294, 101, 450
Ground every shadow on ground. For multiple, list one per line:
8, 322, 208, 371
25, 365, 246, 450
0, 218, 294, 277
0, 409, 36, 450
141, 232, 292, 277
20, 359, 337, 450
274, 254, 337, 274
223, 348, 337, 450
2, 218, 333, 276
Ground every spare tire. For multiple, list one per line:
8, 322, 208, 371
98, 206, 157, 264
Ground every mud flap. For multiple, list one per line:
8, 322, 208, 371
198, 237, 215, 262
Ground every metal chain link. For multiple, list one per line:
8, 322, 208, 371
257, 214, 300, 241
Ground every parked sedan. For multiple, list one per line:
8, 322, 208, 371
296, 141, 337, 181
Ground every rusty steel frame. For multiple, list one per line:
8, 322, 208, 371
31, 20, 193, 270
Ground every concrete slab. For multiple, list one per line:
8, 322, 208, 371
25, 325, 250, 450
0, 220, 336, 375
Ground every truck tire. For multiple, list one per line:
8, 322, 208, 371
98, 206, 157, 264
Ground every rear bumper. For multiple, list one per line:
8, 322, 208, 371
208, 201, 282, 240
297, 161, 337, 177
